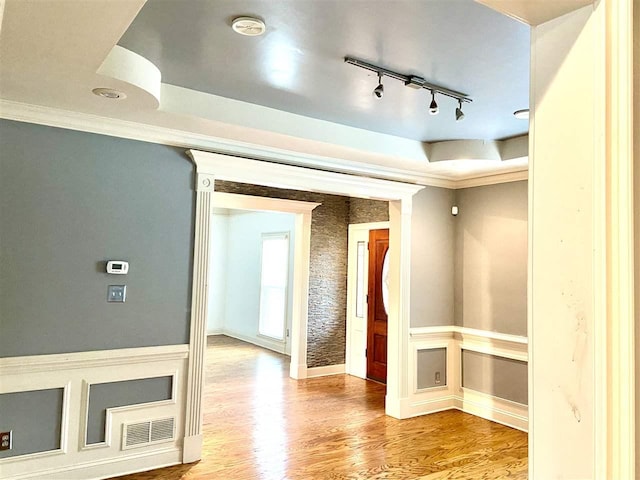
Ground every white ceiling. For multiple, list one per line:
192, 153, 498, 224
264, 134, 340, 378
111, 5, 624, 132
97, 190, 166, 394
0, 1, 592, 185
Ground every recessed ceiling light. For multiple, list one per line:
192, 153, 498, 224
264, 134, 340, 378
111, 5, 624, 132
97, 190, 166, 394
513, 109, 529, 120
231, 16, 266, 36
92, 87, 126, 100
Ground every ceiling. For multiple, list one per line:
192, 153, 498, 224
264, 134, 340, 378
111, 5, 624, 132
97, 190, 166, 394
0, 1, 590, 185
118, 0, 530, 143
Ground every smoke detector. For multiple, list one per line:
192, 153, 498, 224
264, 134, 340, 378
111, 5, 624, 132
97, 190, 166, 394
231, 17, 266, 36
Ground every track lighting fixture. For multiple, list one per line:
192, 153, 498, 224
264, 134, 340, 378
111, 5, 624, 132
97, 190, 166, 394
344, 56, 472, 121
455, 100, 465, 121
429, 91, 439, 115
373, 73, 384, 99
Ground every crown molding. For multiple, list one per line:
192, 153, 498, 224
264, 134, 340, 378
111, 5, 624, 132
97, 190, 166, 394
0, 99, 528, 189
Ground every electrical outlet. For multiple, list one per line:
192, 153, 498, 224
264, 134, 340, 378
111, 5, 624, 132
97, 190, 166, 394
435, 371, 441, 385
0, 431, 12, 451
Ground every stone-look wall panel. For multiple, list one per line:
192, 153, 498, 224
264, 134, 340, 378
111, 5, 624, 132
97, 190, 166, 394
349, 198, 389, 224
214, 181, 349, 367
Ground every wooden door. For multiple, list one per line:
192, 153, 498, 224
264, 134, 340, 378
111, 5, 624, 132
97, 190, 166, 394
366, 228, 389, 384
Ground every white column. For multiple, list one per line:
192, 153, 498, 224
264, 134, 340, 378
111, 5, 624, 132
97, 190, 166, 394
529, 1, 635, 477
183, 172, 214, 463
385, 198, 413, 418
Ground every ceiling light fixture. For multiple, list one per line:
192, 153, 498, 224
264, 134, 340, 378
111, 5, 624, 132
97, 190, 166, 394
231, 16, 266, 36
373, 73, 384, 99
92, 87, 126, 100
455, 100, 465, 121
429, 90, 439, 115
344, 56, 472, 121
513, 109, 529, 120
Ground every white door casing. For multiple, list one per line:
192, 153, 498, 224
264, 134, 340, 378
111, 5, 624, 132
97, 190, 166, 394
346, 222, 390, 379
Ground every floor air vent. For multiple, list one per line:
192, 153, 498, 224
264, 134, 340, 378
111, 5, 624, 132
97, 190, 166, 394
122, 417, 175, 450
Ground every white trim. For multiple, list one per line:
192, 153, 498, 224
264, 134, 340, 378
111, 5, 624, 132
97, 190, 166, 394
345, 221, 390, 379
0, 346, 188, 479
603, 0, 635, 477
212, 191, 320, 214
306, 364, 346, 378
0, 345, 189, 376
0, 99, 531, 188
455, 388, 528, 432
452, 169, 528, 189
221, 330, 289, 356
185, 150, 422, 462
7, 447, 182, 480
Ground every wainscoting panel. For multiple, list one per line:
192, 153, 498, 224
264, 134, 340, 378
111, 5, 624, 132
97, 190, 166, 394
407, 326, 528, 431
0, 345, 188, 480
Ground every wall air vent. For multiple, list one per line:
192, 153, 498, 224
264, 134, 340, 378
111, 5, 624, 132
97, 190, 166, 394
122, 417, 175, 450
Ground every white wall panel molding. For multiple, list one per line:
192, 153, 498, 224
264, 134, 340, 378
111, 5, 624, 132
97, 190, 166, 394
406, 326, 529, 430
0, 345, 188, 376
0, 345, 188, 480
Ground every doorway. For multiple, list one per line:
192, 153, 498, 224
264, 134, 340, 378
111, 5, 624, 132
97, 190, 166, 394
346, 221, 390, 382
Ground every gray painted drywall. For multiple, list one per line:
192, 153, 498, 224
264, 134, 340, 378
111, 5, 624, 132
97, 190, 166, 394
348, 198, 389, 224
0, 388, 64, 458
213, 181, 349, 367
87, 376, 173, 444
416, 348, 447, 389
410, 186, 456, 327
0, 120, 194, 357
453, 181, 528, 336
462, 350, 528, 405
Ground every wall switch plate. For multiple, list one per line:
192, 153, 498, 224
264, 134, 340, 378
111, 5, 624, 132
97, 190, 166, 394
0, 431, 12, 451
107, 285, 126, 303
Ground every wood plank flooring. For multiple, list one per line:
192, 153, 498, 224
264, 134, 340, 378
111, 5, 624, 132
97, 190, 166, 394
115, 336, 527, 480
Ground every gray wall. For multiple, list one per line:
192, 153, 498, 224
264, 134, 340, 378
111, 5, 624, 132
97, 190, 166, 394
0, 120, 194, 357
416, 348, 447, 389
87, 377, 173, 444
0, 388, 64, 458
462, 350, 528, 405
410, 186, 456, 327
453, 181, 528, 336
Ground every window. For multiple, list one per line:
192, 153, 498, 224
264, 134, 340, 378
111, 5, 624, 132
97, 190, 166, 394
258, 233, 290, 340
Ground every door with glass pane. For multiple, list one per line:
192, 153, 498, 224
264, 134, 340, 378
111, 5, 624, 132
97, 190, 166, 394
258, 233, 290, 348
345, 222, 389, 379
366, 228, 389, 384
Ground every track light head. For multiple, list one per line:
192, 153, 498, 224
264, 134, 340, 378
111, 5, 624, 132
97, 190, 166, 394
373, 73, 384, 98
429, 91, 439, 115
455, 100, 465, 121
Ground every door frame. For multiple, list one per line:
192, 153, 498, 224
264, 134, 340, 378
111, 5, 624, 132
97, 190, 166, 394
183, 149, 423, 461
346, 221, 389, 379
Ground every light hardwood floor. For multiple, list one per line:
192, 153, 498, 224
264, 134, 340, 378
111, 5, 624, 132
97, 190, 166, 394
115, 335, 527, 480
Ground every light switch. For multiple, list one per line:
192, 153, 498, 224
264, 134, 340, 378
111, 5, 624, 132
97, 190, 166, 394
107, 285, 126, 303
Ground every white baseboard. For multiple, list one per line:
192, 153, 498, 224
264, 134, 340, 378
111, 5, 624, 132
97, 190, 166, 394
455, 389, 528, 432
206, 330, 223, 336
399, 394, 456, 419
9, 447, 182, 480
306, 363, 345, 378
219, 330, 289, 356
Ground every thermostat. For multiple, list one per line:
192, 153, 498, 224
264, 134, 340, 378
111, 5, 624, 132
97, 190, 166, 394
106, 261, 129, 275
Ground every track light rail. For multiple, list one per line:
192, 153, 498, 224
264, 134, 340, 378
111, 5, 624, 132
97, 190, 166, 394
344, 56, 472, 103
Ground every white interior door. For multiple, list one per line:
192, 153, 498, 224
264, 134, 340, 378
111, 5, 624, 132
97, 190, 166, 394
346, 221, 389, 379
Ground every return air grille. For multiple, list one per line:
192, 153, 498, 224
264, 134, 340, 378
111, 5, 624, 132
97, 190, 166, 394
122, 417, 175, 450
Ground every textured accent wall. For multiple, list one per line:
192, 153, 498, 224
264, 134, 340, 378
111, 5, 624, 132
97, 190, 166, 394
348, 197, 389, 224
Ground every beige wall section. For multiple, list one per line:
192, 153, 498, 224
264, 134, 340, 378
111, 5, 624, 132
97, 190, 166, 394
453, 181, 528, 336
635, 1, 639, 474
529, 5, 600, 478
